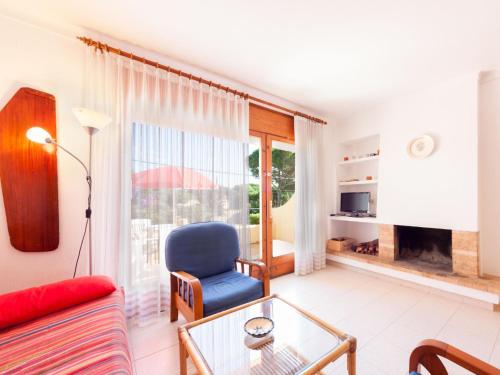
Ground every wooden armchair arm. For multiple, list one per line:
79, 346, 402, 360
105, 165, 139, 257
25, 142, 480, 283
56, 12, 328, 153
409, 339, 499, 375
171, 271, 200, 283
170, 271, 203, 322
235, 258, 270, 296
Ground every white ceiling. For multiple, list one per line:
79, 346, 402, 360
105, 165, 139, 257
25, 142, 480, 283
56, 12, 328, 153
2, 0, 500, 118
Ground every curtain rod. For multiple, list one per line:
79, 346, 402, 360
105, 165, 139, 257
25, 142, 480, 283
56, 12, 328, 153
77, 37, 327, 125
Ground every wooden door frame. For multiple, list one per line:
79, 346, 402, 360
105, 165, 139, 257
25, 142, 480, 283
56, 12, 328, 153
250, 130, 295, 278
249, 130, 268, 270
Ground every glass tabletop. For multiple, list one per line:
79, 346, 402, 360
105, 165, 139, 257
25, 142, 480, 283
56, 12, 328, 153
187, 297, 345, 375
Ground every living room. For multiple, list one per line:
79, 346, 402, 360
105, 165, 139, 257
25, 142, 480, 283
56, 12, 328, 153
0, 1, 499, 375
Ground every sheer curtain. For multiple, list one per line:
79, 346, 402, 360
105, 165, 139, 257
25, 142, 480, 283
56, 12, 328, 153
83, 47, 250, 324
294, 116, 326, 275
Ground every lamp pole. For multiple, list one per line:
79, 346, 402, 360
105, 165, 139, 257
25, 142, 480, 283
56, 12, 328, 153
85, 127, 97, 276
46, 137, 93, 276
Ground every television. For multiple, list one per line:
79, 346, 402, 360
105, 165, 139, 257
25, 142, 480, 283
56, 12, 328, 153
340, 192, 369, 214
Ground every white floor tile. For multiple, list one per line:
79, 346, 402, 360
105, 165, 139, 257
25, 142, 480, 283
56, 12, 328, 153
129, 314, 185, 360
359, 336, 409, 375
377, 322, 433, 354
135, 345, 180, 375
437, 324, 499, 362
446, 303, 500, 336
324, 357, 388, 375
393, 294, 460, 337
490, 335, 500, 368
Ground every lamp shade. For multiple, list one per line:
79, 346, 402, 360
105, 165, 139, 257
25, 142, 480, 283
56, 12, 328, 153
72, 107, 111, 131
26, 127, 53, 144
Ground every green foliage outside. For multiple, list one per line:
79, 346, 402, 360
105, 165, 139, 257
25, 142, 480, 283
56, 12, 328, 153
249, 213, 260, 225
248, 148, 295, 209
248, 182, 260, 224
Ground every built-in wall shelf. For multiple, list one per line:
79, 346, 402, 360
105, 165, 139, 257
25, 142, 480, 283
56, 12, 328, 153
339, 180, 378, 186
338, 155, 379, 165
330, 216, 379, 224
331, 134, 380, 247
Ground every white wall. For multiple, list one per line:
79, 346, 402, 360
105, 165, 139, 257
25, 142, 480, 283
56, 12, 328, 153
321, 121, 338, 215
478, 71, 500, 276
0, 15, 89, 293
0, 15, 323, 293
272, 194, 295, 243
335, 74, 479, 232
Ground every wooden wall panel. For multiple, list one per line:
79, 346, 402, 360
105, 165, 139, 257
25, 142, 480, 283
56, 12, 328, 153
0, 87, 59, 251
249, 103, 294, 140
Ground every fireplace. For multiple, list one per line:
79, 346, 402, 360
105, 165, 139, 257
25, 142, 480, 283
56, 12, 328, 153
395, 225, 452, 273
378, 224, 479, 277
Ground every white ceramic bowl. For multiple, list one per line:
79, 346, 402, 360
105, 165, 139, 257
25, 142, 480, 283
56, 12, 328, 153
244, 317, 274, 338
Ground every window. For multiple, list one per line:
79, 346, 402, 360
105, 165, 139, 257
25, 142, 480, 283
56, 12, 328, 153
131, 123, 250, 272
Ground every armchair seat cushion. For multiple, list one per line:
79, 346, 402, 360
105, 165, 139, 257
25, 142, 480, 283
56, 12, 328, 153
200, 271, 263, 316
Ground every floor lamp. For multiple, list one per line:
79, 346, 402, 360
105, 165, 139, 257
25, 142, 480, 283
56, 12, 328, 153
26, 108, 111, 277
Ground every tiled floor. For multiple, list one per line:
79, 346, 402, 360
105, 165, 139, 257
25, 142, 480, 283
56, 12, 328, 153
129, 264, 500, 375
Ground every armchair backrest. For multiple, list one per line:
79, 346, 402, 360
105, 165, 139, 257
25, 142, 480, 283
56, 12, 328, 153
165, 222, 240, 279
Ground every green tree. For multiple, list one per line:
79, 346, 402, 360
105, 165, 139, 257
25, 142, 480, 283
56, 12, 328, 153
248, 183, 260, 224
248, 149, 295, 208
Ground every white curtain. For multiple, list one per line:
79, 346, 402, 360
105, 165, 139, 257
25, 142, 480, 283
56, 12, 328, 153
294, 116, 326, 275
83, 47, 250, 325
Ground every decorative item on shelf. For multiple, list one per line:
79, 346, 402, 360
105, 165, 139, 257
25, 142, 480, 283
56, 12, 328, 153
244, 317, 274, 338
366, 176, 373, 180
327, 237, 354, 253
407, 134, 435, 159
377, 149, 380, 155
343, 156, 349, 161
26, 107, 111, 277
351, 155, 357, 159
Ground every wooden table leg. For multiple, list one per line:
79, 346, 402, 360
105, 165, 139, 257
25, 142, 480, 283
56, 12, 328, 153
347, 350, 356, 375
178, 333, 188, 375
347, 335, 357, 375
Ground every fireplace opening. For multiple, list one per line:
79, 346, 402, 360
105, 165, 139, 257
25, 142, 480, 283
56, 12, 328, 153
395, 225, 452, 273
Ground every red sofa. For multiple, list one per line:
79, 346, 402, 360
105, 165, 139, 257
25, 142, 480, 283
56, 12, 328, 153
0, 276, 132, 374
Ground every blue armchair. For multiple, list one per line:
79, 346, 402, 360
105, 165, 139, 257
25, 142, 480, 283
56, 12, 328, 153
165, 222, 270, 322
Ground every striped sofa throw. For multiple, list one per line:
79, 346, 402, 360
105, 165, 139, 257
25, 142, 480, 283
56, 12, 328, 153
0, 290, 132, 374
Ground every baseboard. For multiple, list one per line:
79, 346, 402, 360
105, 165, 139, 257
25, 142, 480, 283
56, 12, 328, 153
327, 254, 500, 305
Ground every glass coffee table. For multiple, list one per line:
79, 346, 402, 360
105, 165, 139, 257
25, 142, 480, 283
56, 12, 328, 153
178, 295, 357, 375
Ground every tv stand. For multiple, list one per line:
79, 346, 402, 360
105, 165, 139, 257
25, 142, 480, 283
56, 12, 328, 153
339, 212, 370, 218
330, 216, 378, 224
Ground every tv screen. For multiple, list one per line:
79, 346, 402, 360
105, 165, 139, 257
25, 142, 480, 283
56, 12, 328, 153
340, 192, 369, 213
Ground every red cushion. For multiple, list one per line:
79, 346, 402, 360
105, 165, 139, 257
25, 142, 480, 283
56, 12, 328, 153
0, 276, 116, 330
